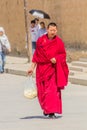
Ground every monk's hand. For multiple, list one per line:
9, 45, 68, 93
27, 68, 34, 76
27, 62, 36, 76
50, 58, 56, 64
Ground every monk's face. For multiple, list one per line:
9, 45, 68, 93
47, 26, 57, 39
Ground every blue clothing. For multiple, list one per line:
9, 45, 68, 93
32, 42, 36, 54
0, 52, 6, 72
37, 28, 47, 39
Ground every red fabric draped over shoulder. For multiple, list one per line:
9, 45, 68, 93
32, 34, 69, 89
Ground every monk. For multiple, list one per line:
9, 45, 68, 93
28, 22, 69, 118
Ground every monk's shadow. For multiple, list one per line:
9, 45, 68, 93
20, 115, 62, 120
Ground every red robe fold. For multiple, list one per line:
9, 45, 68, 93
32, 34, 69, 114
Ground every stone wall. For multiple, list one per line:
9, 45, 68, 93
0, 0, 25, 54
60, 0, 87, 49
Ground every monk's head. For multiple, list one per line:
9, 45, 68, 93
47, 22, 57, 39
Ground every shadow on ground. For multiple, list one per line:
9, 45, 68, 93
20, 115, 62, 120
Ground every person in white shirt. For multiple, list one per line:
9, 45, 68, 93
30, 20, 38, 54
34, 18, 41, 30
0, 27, 11, 73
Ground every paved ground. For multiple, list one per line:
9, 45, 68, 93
5, 56, 30, 76
0, 73, 87, 130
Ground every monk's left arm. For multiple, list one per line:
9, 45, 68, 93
55, 40, 67, 62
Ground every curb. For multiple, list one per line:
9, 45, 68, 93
5, 68, 87, 86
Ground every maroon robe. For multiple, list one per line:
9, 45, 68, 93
32, 34, 69, 114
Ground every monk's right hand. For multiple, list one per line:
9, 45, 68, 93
27, 62, 36, 76
27, 69, 33, 76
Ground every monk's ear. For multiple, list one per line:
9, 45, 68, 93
55, 29, 57, 34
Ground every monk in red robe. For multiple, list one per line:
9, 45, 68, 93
28, 22, 69, 118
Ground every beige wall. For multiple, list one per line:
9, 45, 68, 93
0, 0, 25, 54
61, 0, 87, 48
0, 0, 87, 55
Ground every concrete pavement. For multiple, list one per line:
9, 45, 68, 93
5, 56, 30, 76
1, 56, 87, 129
0, 74, 87, 130
4, 56, 87, 86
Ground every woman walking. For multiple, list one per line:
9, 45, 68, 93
0, 27, 11, 73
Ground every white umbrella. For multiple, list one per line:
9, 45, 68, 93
29, 9, 50, 19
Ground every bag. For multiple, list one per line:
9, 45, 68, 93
24, 76, 37, 99
0, 40, 9, 55
2, 44, 9, 55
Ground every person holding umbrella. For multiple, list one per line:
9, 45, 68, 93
28, 22, 69, 118
34, 18, 41, 30
30, 20, 38, 54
